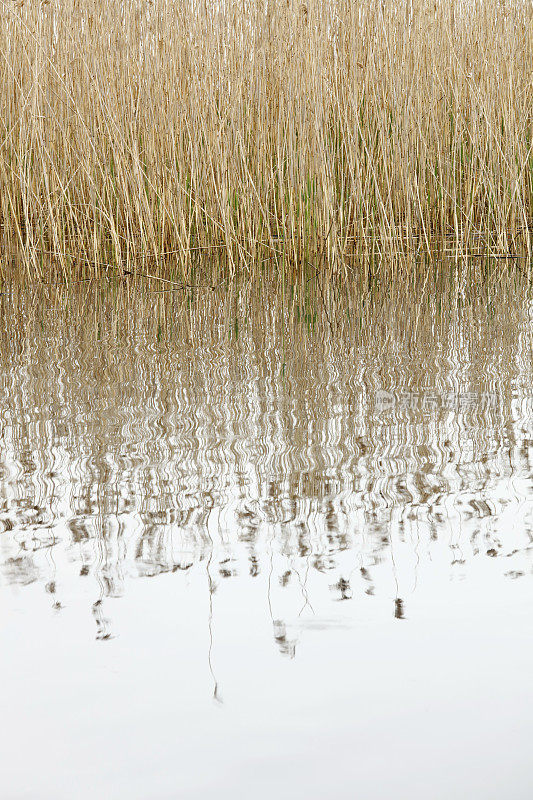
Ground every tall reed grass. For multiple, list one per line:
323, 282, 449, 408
1, 0, 532, 284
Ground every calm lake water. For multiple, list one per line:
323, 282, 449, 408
0, 284, 532, 799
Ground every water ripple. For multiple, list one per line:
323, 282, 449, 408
0, 286, 532, 648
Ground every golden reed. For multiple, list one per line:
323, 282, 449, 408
0, 0, 532, 284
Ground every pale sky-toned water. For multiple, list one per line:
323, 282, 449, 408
0, 287, 532, 799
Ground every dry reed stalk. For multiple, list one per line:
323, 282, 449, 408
0, 0, 531, 285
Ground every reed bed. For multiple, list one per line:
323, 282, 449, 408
0, 0, 532, 285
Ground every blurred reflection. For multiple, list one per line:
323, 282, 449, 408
0, 282, 532, 658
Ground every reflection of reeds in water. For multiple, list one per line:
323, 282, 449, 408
0, 0, 532, 282
0, 285, 532, 647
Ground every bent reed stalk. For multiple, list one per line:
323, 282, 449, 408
0, 0, 532, 284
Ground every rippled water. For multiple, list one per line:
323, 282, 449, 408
1, 285, 532, 799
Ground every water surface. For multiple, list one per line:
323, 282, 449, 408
0, 285, 532, 799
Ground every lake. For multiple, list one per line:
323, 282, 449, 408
0, 282, 532, 799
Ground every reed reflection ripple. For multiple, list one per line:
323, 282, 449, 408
0, 284, 532, 653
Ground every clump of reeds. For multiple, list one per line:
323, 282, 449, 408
0, 0, 532, 284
